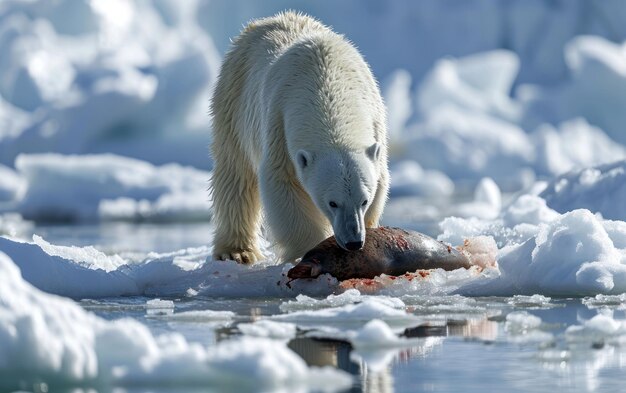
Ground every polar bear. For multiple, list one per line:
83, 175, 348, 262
210, 11, 389, 263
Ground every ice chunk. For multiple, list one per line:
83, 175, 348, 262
279, 289, 405, 312
504, 311, 553, 344
582, 294, 626, 309
540, 160, 626, 221
507, 294, 553, 308
505, 311, 542, 333
458, 209, 626, 296
237, 320, 297, 340
145, 298, 174, 309
269, 299, 421, 329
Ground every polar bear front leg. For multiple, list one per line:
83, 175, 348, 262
210, 142, 264, 264
260, 163, 331, 262
365, 169, 389, 228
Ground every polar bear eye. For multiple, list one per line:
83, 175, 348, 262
362, 200, 368, 207
329, 201, 338, 208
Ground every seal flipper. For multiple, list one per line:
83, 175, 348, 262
287, 261, 322, 279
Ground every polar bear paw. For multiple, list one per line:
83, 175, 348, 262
215, 249, 263, 265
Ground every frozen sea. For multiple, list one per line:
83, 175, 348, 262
10, 218, 626, 393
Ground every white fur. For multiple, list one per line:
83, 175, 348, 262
210, 11, 389, 263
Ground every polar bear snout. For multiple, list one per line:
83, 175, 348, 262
333, 210, 366, 252
345, 241, 363, 251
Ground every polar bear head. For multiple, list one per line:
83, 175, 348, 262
295, 143, 381, 251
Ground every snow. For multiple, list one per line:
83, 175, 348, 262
0, 250, 351, 391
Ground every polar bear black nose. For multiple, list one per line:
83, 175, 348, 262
345, 241, 363, 251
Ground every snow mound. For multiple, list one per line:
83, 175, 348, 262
540, 160, 626, 221
13, 153, 211, 222
457, 209, 626, 296
0, 251, 351, 391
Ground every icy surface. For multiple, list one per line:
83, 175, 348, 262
0, 251, 351, 391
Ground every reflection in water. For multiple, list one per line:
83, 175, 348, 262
286, 315, 498, 393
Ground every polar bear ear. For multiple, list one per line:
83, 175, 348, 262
366, 142, 381, 162
296, 150, 313, 170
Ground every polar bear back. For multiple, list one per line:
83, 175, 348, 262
212, 11, 386, 169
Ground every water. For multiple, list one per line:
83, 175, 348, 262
21, 223, 626, 393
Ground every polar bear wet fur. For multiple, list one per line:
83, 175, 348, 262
210, 12, 389, 263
